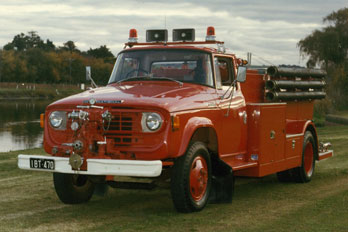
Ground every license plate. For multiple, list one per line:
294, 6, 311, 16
29, 158, 55, 170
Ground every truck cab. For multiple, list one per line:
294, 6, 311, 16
18, 27, 333, 213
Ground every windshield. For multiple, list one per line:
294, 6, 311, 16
108, 49, 214, 87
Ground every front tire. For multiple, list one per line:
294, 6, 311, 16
53, 173, 95, 204
292, 131, 316, 183
171, 142, 212, 213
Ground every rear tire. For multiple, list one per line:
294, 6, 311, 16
171, 142, 212, 213
292, 131, 316, 183
53, 173, 95, 204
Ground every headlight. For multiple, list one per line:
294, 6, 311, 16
141, 112, 163, 132
49, 111, 67, 129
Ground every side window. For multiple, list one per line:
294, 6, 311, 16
214, 58, 222, 89
215, 57, 234, 86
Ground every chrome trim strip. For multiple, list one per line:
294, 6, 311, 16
286, 133, 304, 139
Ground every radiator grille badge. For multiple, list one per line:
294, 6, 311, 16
89, 98, 96, 105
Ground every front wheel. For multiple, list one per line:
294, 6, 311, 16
53, 173, 95, 204
171, 142, 212, 213
292, 131, 317, 183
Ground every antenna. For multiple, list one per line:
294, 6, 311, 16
247, 52, 252, 66
164, 15, 167, 29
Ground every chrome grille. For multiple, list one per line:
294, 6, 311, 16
108, 115, 133, 131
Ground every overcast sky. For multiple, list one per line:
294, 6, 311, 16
0, 0, 346, 66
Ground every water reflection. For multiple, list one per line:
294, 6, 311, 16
0, 100, 49, 152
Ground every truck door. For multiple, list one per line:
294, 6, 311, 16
214, 56, 247, 159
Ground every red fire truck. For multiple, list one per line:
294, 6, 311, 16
18, 27, 333, 212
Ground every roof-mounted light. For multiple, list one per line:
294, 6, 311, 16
146, 29, 168, 42
173, 28, 195, 42
128, 28, 138, 43
206, 26, 216, 41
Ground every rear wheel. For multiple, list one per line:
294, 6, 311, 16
53, 173, 95, 204
171, 142, 212, 213
292, 131, 316, 183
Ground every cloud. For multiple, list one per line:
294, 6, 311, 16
0, 0, 347, 66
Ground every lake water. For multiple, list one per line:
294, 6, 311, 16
0, 100, 50, 152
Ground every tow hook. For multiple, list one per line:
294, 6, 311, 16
69, 153, 83, 170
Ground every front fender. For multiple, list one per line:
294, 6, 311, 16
177, 117, 214, 157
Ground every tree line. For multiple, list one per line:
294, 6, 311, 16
0, 31, 115, 85
298, 7, 348, 109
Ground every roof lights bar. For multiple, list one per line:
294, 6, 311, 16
125, 26, 222, 48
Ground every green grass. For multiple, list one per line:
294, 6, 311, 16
1, 126, 348, 231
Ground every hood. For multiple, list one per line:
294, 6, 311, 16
48, 81, 218, 112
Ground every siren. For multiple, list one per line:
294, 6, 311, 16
146, 29, 168, 42
173, 28, 195, 42
128, 28, 138, 43
206, 26, 216, 41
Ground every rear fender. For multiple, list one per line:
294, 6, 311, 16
303, 120, 319, 160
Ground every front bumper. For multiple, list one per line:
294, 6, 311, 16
18, 154, 162, 177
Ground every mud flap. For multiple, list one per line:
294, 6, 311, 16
209, 157, 235, 203
209, 173, 235, 203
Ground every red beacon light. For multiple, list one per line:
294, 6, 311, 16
206, 26, 216, 41
128, 28, 138, 43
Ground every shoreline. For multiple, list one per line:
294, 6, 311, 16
0, 82, 84, 100
0, 97, 51, 100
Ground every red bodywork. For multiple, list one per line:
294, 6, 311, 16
43, 44, 329, 178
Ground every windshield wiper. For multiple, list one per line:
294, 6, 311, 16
114, 76, 183, 87
150, 77, 183, 86
114, 76, 150, 85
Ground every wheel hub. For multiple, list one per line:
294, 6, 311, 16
190, 156, 208, 201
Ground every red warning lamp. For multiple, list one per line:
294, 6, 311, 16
128, 28, 138, 43
206, 26, 216, 41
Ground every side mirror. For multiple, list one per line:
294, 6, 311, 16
236, 66, 247, 83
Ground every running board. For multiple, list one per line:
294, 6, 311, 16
230, 160, 258, 171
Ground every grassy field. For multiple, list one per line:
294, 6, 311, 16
1, 125, 348, 232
